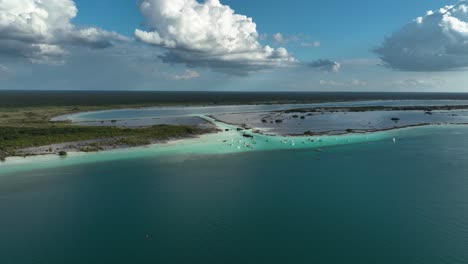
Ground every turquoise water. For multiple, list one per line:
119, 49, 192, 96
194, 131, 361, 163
0, 115, 393, 174
1, 125, 468, 263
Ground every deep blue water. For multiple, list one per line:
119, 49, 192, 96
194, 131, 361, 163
2, 126, 468, 263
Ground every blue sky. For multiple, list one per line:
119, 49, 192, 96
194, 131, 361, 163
72, 0, 451, 58
0, 0, 466, 91
73, 0, 454, 56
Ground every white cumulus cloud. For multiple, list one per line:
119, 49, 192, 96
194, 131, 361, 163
375, 1, 468, 71
0, 0, 127, 63
135, 0, 295, 75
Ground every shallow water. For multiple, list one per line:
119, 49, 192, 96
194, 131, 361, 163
74, 116, 215, 128
0, 116, 392, 175
1, 125, 468, 263
214, 110, 468, 135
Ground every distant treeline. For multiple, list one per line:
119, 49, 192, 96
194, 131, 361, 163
284, 105, 468, 113
2, 91, 468, 107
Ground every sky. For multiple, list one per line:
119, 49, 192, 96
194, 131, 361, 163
0, 0, 467, 91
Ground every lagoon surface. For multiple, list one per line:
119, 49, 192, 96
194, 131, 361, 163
57, 100, 468, 135
57, 99, 468, 122
1, 125, 468, 263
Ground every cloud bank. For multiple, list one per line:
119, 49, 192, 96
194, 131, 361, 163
319, 79, 366, 87
0, 64, 11, 79
135, 0, 295, 75
171, 69, 200, 80
375, 1, 468, 71
0, 0, 127, 63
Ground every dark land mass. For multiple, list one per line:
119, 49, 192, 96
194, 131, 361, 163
283, 105, 468, 113
2, 91, 468, 107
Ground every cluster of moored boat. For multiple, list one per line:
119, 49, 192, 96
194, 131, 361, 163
223, 129, 330, 150
225, 138, 256, 149
221, 125, 398, 151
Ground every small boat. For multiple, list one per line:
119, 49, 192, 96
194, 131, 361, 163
393, 138, 396, 143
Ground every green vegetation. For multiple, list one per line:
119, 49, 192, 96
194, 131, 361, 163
0, 105, 214, 158
0, 125, 209, 155
2, 91, 468, 108
0, 106, 141, 128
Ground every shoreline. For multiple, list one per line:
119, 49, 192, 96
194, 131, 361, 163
11, 132, 216, 158
4, 99, 468, 174
281, 105, 468, 113
6, 109, 468, 159
2, 120, 467, 176
206, 113, 468, 137
53, 100, 468, 123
